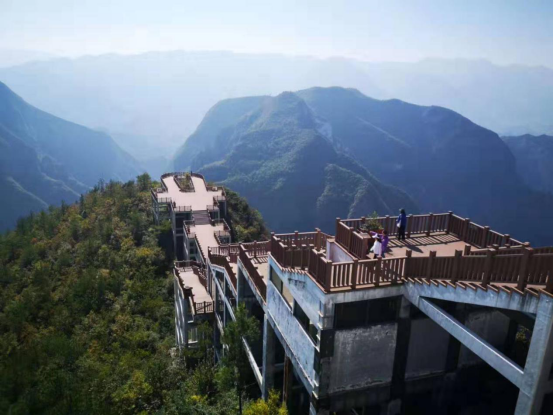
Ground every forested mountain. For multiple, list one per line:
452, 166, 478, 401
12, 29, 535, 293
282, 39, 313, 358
0, 175, 273, 414
174, 91, 417, 233
1, 52, 552, 165
174, 87, 553, 245
503, 134, 553, 195
0, 81, 142, 232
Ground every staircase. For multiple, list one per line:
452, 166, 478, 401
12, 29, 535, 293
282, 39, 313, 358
193, 211, 211, 225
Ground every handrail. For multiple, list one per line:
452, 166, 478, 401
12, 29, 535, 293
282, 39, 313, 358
239, 245, 267, 301
337, 212, 525, 250
270, 232, 553, 293
208, 247, 238, 288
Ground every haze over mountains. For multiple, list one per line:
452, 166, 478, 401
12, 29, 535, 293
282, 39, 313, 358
0, 81, 141, 231
0, 51, 552, 170
503, 134, 553, 195
174, 87, 553, 245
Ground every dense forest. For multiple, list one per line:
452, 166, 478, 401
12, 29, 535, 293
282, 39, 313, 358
0, 174, 282, 414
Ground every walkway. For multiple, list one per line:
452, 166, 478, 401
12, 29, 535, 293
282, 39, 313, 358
159, 174, 223, 210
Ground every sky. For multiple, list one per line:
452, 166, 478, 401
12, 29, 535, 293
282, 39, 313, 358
1, 0, 553, 67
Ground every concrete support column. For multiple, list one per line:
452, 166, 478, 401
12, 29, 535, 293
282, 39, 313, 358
380, 399, 402, 415
183, 288, 190, 347
174, 279, 182, 348
237, 268, 246, 304
445, 303, 466, 372
262, 316, 276, 399
515, 294, 553, 415
283, 356, 293, 408
391, 297, 412, 400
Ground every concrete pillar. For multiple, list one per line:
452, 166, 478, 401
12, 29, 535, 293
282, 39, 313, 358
391, 297, 411, 399
174, 278, 181, 348
183, 287, 191, 347
380, 399, 402, 415
515, 294, 553, 415
283, 356, 293, 408
262, 316, 276, 399
445, 303, 466, 372
237, 268, 246, 304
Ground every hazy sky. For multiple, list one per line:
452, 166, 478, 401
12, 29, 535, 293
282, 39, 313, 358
2, 0, 553, 67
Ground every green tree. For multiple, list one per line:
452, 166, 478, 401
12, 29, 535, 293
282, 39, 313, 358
244, 390, 288, 415
220, 303, 259, 413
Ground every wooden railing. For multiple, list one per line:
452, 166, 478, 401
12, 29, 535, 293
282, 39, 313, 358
150, 189, 172, 204
337, 212, 525, 253
172, 204, 192, 213
195, 301, 214, 314
208, 247, 237, 288
405, 247, 553, 293
240, 245, 267, 301
270, 233, 553, 294
242, 240, 270, 257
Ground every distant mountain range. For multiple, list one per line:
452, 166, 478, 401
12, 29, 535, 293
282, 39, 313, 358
176, 91, 417, 232
503, 134, 553, 195
174, 87, 553, 245
0, 52, 552, 168
0, 81, 142, 231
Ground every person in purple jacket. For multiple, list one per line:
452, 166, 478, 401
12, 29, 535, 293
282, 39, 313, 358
370, 230, 389, 258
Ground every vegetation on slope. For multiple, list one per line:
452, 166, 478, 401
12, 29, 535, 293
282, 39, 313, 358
224, 188, 271, 242
0, 174, 279, 414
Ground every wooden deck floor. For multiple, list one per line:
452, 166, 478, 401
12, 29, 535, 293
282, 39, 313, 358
386, 232, 473, 258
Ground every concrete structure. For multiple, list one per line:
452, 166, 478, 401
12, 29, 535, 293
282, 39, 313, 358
152, 173, 553, 415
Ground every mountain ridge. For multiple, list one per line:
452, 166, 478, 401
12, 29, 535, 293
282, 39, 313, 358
0, 81, 142, 231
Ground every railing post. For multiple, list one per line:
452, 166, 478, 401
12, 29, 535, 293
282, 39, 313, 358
325, 260, 333, 290
452, 250, 462, 283
503, 234, 510, 247
407, 214, 413, 238
352, 259, 358, 289
426, 213, 434, 236
253, 240, 258, 259
294, 231, 299, 245
347, 226, 353, 250
517, 247, 533, 292
463, 218, 471, 242
300, 244, 307, 269
405, 249, 412, 277
446, 211, 453, 234
375, 257, 382, 287
360, 216, 366, 231
385, 215, 390, 234
482, 249, 495, 288
481, 226, 490, 248
316, 252, 323, 282
362, 237, 369, 259
315, 228, 321, 250
426, 251, 436, 279
464, 244, 472, 256
336, 217, 341, 239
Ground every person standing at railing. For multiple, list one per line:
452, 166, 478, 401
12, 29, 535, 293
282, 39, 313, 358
397, 208, 407, 241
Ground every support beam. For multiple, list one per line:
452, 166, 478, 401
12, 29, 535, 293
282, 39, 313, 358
414, 297, 525, 390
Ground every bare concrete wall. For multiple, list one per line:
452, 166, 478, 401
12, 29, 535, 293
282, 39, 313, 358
329, 323, 397, 394
459, 309, 510, 367
326, 241, 355, 263
269, 258, 324, 327
405, 317, 450, 378
266, 282, 317, 388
